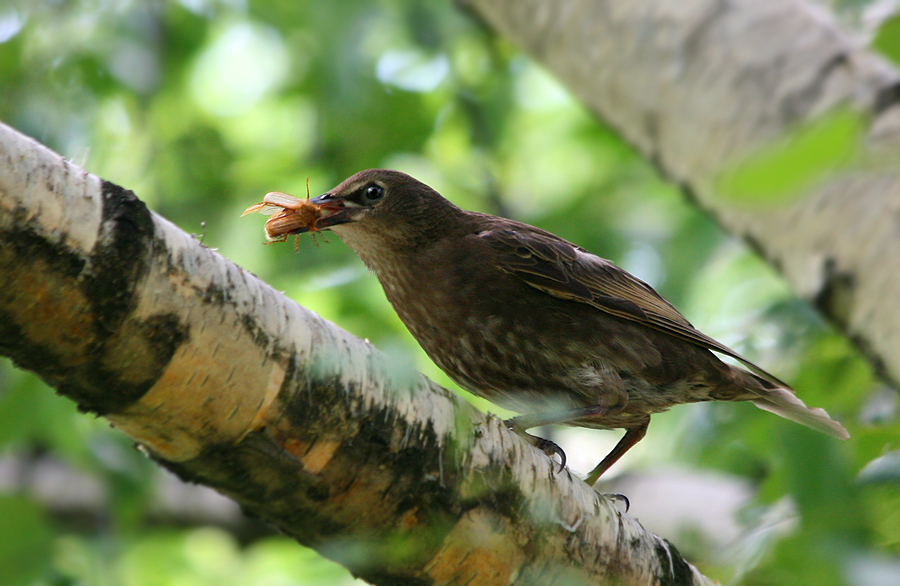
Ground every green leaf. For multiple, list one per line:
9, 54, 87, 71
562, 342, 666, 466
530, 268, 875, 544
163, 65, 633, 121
717, 109, 865, 204
873, 15, 900, 66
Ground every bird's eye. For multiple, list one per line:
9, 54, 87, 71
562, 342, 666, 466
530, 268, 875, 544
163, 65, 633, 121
363, 183, 384, 203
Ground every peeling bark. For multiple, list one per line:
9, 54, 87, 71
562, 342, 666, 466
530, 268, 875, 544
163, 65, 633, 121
461, 0, 900, 387
0, 121, 714, 585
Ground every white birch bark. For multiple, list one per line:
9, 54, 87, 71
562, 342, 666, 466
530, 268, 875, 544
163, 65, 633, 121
0, 120, 714, 585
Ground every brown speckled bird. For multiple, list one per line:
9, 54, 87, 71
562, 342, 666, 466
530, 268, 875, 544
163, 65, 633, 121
288, 169, 849, 484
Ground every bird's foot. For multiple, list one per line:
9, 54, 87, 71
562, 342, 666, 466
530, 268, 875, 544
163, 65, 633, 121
532, 436, 567, 472
503, 419, 567, 472
600, 492, 630, 513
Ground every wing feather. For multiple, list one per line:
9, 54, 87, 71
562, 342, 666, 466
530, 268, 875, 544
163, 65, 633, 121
478, 227, 789, 388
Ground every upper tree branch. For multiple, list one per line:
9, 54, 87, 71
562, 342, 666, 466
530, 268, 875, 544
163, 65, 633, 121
0, 121, 713, 585
463, 0, 900, 387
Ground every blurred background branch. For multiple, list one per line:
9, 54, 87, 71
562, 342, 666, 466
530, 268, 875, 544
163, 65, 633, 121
463, 0, 900, 390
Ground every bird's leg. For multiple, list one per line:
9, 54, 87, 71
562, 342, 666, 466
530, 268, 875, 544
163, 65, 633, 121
504, 404, 624, 473
584, 418, 649, 486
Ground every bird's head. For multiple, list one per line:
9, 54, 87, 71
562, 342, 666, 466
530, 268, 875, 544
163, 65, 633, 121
301, 169, 464, 251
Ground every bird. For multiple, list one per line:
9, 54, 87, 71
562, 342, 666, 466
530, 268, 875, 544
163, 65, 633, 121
268, 168, 850, 484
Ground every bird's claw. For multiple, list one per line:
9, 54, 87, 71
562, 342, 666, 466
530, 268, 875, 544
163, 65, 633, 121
533, 437, 567, 472
601, 492, 630, 513
503, 418, 567, 473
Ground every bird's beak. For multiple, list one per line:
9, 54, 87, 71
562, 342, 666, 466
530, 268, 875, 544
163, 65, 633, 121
299, 193, 359, 231
243, 190, 362, 240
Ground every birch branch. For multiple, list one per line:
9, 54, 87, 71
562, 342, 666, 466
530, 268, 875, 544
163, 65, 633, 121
462, 0, 900, 387
0, 121, 714, 585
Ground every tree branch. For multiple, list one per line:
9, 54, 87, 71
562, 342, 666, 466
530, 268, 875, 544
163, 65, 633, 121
0, 121, 714, 585
462, 0, 900, 387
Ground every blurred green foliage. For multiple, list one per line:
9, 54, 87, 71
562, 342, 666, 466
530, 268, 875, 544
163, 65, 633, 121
717, 109, 865, 204
873, 14, 900, 66
0, 0, 897, 584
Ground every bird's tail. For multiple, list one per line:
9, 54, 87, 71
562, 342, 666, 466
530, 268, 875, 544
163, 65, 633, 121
747, 374, 849, 439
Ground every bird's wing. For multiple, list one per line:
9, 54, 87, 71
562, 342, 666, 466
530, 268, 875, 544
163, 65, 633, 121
479, 227, 789, 388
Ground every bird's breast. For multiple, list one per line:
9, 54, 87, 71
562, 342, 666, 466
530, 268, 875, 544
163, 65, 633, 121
360, 238, 721, 422
367, 245, 600, 408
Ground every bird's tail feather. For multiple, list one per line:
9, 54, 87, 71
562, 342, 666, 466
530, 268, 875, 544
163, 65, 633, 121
750, 382, 849, 439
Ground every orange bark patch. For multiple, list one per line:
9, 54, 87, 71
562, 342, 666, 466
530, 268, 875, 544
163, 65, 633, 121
1, 256, 96, 363
107, 338, 285, 461
424, 509, 525, 585
300, 439, 342, 474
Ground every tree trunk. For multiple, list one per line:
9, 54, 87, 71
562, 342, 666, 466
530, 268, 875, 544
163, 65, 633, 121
0, 121, 714, 585
461, 0, 900, 388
